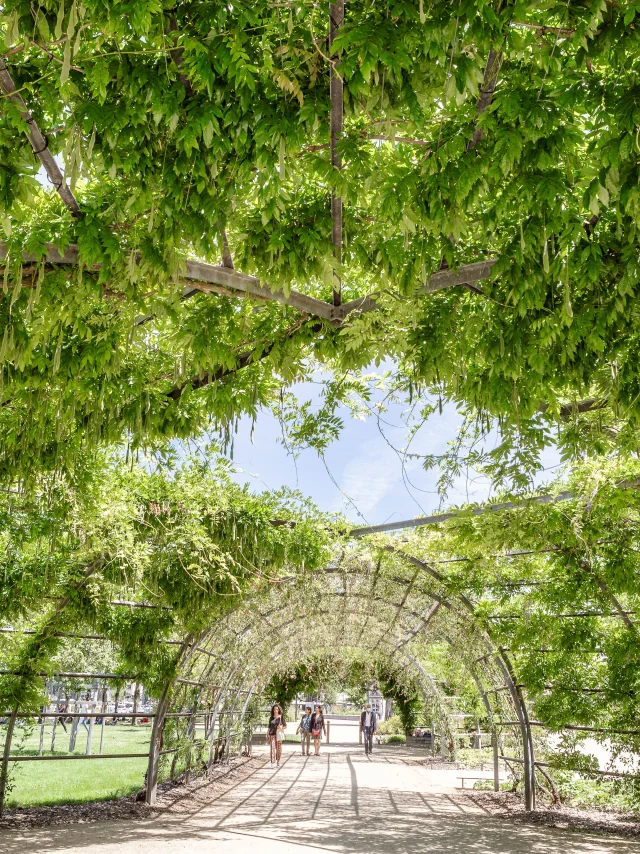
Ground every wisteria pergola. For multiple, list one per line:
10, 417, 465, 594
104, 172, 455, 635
0, 1, 638, 479
2, 463, 640, 815
1, 0, 640, 820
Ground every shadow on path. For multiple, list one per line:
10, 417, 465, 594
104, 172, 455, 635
1, 747, 637, 854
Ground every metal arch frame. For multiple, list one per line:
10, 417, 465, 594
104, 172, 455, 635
210, 606, 524, 776
175, 581, 529, 759
2, 552, 536, 812
387, 547, 537, 810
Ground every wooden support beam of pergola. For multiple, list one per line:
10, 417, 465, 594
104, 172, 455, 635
0, 59, 81, 218
0, 243, 336, 321
329, 1, 344, 308
0, 243, 499, 325
350, 476, 640, 536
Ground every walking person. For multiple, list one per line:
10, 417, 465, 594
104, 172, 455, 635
361, 702, 377, 756
296, 706, 312, 755
310, 704, 326, 756
266, 703, 286, 767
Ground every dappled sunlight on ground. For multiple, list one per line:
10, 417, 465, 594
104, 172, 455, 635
1, 745, 636, 854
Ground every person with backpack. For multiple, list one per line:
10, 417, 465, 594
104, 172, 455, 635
296, 705, 313, 755
310, 704, 326, 756
266, 703, 286, 767
360, 703, 377, 756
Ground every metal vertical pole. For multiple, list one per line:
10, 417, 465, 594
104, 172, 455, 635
38, 709, 45, 756
86, 709, 94, 756
145, 685, 170, 806
0, 708, 18, 816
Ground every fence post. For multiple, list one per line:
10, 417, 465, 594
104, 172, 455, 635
0, 708, 18, 816
326, 720, 330, 744
145, 686, 170, 806
68, 714, 79, 752
492, 727, 500, 792
86, 706, 94, 756
38, 707, 45, 756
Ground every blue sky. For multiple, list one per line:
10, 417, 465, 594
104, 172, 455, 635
223, 380, 562, 527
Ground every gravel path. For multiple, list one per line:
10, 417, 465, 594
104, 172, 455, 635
1, 745, 638, 854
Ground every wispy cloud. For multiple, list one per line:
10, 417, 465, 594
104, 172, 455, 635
331, 438, 411, 521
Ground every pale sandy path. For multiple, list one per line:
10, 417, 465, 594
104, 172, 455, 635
1, 745, 637, 854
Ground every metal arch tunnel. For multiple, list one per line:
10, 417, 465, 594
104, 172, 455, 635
143, 549, 537, 810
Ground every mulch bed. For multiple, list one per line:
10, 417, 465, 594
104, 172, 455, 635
416, 756, 640, 838
0, 754, 268, 831
471, 791, 640, 839
456, 783, 640, 838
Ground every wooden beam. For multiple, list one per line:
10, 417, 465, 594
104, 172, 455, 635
0, 244, 335, 321
329, 1, 344, 307
334, 259, 497, 321
467, 50, 502, 150
0, 59, 81, 218
0, 244, 499, 325
166, 317, 316, 400
350, 476, 640, 535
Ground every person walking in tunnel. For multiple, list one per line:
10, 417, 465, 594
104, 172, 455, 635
266, 703, 286, 767
310, 704, 326, 756
361, 702, 377, 756
296, 705, 312, 755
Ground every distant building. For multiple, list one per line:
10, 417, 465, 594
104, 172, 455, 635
367, 688, 385, 718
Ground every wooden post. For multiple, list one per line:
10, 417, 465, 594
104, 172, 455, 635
440, 733, 446, 760
326, 720, 330, 744
68, 714, 79, 752
145, 686, 170, 805
86, 706, 94, 756
492, 728, 500, 792
184, 708, 196, 784
207, 698, 222, 771
0, 708, 18, 816
38, 709, 45, 756
329, 0, 344, 307
99, 686, 107, 755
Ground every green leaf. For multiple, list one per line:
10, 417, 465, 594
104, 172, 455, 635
4, 11, 20, 47
55, 0, 65, 40
542, 239, 549, 274
60, 38, 71, 85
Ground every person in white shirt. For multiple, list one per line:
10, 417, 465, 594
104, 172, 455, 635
360, 703, 377, 756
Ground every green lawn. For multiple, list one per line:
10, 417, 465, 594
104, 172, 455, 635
2, 723, 151, 807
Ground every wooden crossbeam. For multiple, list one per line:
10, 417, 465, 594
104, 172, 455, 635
0, 244, 498, 325
0, 243, 335, 321
329, 1, 344, 308
334, 260, 497, 320
350, 476, 640, 536
0, 59, 81, 217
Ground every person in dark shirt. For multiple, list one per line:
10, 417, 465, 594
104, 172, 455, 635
296, 706, 313, 755
310, 704, 326, 756
266, 703, 286, 767
360, 703, 377, 756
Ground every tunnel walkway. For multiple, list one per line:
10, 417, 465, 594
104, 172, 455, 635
1, 745, 635, 854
